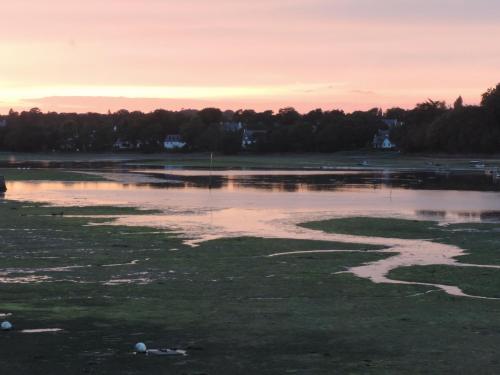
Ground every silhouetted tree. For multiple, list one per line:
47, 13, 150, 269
481, 83, 500, 123
454, 96, 464, 110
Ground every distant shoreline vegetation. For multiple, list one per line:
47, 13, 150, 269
1, 83, 500, 154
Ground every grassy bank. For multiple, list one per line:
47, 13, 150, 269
128, 152, 500, 171
0, 168, 107, 181
0, 152, 155, 163
301, 217, 442, 239
3, 151, 500, 171
1, 202, 500, 373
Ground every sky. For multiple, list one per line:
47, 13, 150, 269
1, 0, 499, 114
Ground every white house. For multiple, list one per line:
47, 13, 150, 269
373, 129, 395, 149
164, 134, 186, 150
372, 118, 401, 149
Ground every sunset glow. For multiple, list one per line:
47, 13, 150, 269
2, 0, 500, 113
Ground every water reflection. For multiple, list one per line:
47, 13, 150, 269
414, 210, 500, 222
457, 211, 500, 221
5, 170, 500, 225
132, 169, 500, 192
415, 210, 447, 219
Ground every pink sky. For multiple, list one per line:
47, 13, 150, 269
1, 0, 499, 114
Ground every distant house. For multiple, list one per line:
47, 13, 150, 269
372, 118, 401, 149
164, 134, 186, 150
242, 129, 266, 149
373, 129, 395, 149
221, 121, 243, 132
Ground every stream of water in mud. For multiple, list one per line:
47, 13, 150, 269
4, 169, 500, 298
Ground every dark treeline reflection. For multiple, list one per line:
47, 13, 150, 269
2, 83, 500, 154
142, 171, 500, 192
415, 210, 500, 222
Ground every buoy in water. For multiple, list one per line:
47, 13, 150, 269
134, 342, 147, 353
1, 321, 13, 331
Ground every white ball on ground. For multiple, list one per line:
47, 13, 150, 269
1, 321, 13, 331
135, 342, 147, 353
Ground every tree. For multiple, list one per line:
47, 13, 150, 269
385, 107, 407, 121
454, 96, 464, 110
8, 109, 18, 118
481, 83, 500, 123
391, 100, 448, 152
1, 84, 500, 154
277, 107, 300, 126
199, 108, 223, 126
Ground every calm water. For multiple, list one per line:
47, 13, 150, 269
4, 169, 500, 242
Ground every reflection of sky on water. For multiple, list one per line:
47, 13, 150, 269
5, 177, 500, 218
4, 172, 500, 243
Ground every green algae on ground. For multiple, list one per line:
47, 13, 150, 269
302, 216, 500, 298
2, 202, 500, 373
0, 168, 107, 181
390, 265, 500, 299
7, 202, 161, 216
301, 216, 443, 239
301, 217, 500, 264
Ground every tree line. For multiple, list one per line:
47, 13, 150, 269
390, 84, 500, 153
1, 83, 500, 154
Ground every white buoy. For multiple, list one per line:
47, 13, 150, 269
1, 321, 13, 331
134, 342, 147, 353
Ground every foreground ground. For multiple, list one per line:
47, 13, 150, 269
1, 199, 500, 374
